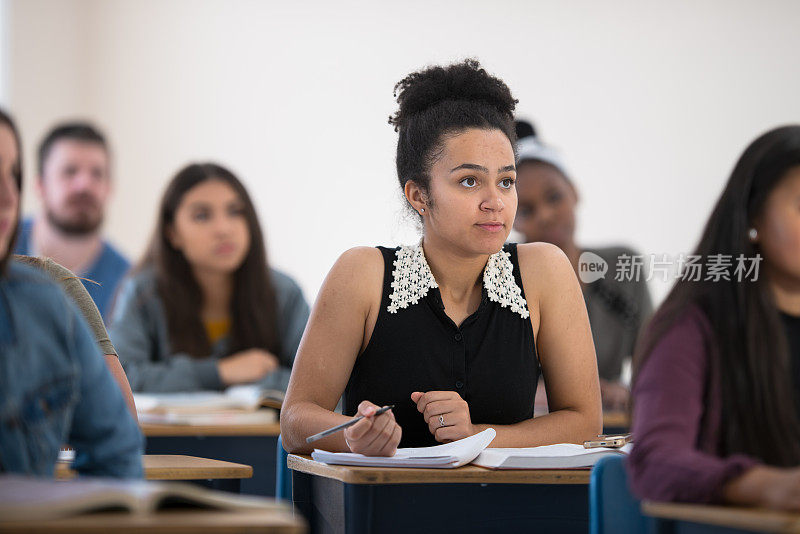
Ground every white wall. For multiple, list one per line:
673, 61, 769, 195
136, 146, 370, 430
6, 0, 800, 303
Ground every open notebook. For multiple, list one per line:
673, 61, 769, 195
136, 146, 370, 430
311, 428, 497, 468
0, 475, 289, 522
311, 430, 631, 469
472, 443, 632, 469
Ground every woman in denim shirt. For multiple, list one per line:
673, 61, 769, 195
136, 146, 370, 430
0, 108, 143, 478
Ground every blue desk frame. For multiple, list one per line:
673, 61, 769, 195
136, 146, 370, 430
291, 467, 589, 533
146, 435, 278, 497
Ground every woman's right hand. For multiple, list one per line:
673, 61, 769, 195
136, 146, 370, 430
343, 401, 401, 456
217, 348, 279, 385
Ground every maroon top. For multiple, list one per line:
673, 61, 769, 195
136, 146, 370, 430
629, 306, 759, 503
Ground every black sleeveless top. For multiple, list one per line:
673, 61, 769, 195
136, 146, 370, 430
343, 243, 539, 447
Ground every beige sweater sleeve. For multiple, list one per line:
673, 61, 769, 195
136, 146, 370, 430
14, 255, 117, 355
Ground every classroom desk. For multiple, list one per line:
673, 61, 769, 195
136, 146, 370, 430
56, 455, 253, 492
288, 454, 591, 534
0, 508, 305, 534
142, 422, 281, 496
642, 501, 800, 534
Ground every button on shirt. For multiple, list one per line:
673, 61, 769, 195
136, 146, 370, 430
344, 244, 539, 448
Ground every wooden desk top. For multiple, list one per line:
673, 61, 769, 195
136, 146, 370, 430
287, 454, 590, 485
642, 501, 800, 533
0, 508, 305, 533
141, 422, 281, 437
56, 455, 253, 481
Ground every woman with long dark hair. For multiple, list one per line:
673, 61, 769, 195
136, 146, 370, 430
630, 126, 800, 509
0, 107, 142, 477
110, 163, 309, 392
281, 60, 601, 455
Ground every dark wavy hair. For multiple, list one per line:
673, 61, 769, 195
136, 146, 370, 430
634, 125, 800, 466
37, 121, 109, 178
389, 59, 518, 212
0, 108, 23, 275
140, 163, 282, 361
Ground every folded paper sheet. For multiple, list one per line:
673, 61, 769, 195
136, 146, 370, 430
311, 428, 497, 468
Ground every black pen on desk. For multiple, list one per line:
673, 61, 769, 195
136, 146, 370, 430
305, 405, 394, 444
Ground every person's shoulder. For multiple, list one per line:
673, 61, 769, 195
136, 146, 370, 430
269, 267, 303, 296
515, 241, 572, 278
99, 240, 131, 271
5, 260, 74, 319
11, 254, 46, 271
639, 303, 714, 376
656, 303, 712, 340
514, 242, 575, 304
6, 259, 54, 286
332, 246, 385, 277
13, 255, 82, 289
116, 266, 159, 303
320, 246, 385, 300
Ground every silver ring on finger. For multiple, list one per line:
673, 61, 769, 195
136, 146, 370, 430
438, 414, 445, 428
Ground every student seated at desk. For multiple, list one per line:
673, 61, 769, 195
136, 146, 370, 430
630, 126, 800, 510
512, 121, 652, 410
110, 163, 309, 393
14, 255, 137, 418
0, 108, 142, 478
281, 60, 602, 455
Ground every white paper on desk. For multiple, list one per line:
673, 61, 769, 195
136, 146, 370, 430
311, 428, 496, 468
472, 442, 633, 469
134, 390, 259, 414
136, 409, 277, 426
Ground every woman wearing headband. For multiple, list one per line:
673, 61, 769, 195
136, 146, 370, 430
513, 122, 653, 410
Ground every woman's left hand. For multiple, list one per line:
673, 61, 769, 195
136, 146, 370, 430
411, 391, 475, 443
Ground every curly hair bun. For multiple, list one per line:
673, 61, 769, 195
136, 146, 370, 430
515, 120, 537, 140
389, 59, 517, 132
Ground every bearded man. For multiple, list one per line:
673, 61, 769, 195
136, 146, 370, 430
15, 122, 129, 320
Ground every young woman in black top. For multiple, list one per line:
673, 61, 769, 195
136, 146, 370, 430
282, 60, 601, 455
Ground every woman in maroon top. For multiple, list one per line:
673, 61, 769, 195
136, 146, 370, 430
630, 125, 800, 510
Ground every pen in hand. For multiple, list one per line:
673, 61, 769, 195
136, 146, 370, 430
305, 405, 395, 444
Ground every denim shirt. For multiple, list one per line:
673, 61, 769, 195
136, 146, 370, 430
0, 261, 143, 478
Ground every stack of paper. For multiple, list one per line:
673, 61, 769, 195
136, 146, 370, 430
472, 443, 632, 469
134, 385, 282, 426
136, 409, 277, 426
311, 428, 496, 468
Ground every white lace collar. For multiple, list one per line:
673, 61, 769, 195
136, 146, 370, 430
387, 242, 530, 320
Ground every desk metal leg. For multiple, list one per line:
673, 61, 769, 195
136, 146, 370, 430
292, 470, 313, 528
